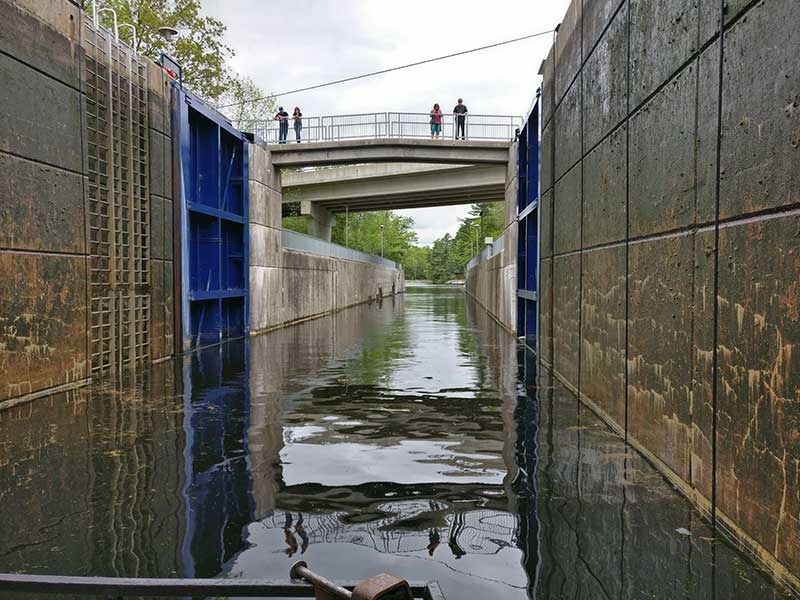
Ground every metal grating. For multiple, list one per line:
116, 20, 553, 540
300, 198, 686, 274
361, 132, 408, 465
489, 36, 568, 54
84, 21, 150, 374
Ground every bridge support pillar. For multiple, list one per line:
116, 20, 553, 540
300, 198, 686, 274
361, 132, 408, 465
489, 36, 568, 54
301, 201, 336, 242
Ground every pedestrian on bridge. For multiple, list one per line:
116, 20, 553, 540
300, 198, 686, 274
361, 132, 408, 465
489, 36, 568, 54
293, 106, 303, 143
275, 106, 289, 143
453, 98, 468, 139
430, 103, 443, 139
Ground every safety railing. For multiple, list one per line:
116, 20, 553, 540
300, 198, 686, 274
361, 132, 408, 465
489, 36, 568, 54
282, 229, 400, 270
236, 112, 522, 144
466, 232, 505, 272
0, 568, 445, 599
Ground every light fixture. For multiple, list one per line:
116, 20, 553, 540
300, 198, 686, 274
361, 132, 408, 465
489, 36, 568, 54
158, 26, 180, 42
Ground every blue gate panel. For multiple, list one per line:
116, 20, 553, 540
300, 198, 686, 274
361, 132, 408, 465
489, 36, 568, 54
516, 100, 540, 347
191, 299, 222, 348
221, 221, 245, 290
190, 213, 220, 292
221, 130, 245, 216
526, 215, 538, 291
176, 86, 249, 350
222, 297, 245, 339
189, 110, 220, 209
525, 296, 537, 346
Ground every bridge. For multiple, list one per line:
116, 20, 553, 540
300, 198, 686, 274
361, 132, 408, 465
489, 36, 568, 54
240, 117, 518, 240
269, 139, 513, 240
237, 112, 519, 240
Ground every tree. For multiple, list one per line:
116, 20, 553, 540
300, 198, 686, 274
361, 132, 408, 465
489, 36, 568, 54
425, 201, 506, 281
83, 0, 233, 101
403, 246, 432, 281
216, 74, 276, 125
429, 234, 457, 283
331, 211, 418, 264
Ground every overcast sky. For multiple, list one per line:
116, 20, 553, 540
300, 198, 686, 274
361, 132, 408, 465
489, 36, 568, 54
202, 0, 570, 245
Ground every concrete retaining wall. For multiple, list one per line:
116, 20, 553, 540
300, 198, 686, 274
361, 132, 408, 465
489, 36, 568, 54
464, 250, 516, 334
0, 0, 401, 404
465, 143, 518, 332
0, 0, 89, 402
0, 0, 173, 404
248, 141, 404, 334
147, 56, 176, 363
541, 0, 800, 589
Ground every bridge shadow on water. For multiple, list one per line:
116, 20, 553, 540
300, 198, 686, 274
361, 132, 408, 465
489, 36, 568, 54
0, 285, 794, 598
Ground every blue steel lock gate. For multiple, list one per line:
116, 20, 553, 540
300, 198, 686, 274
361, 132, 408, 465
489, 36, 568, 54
516, 99, 540, 349
173, 85, 250, 350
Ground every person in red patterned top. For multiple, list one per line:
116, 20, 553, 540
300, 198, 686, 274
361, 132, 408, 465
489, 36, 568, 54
430, 103, 443, 139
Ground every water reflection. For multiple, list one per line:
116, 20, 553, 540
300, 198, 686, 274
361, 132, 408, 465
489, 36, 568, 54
0, 285, 795, 599
181, 340, 252, 577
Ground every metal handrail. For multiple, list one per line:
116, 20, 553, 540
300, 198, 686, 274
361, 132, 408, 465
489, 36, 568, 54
282, 229, 400, 270
0, 573, 446, 599
235, 112, 522, 144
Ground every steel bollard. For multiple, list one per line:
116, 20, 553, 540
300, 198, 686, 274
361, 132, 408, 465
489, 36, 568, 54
290, 561, 413, 600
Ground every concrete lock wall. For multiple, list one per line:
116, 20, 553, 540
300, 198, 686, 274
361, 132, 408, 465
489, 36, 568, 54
465, 143, 518, 333
540, 0, 800, 589
248, 141, 404, 334
0, 0, 398, 406
0, 0, 174, 405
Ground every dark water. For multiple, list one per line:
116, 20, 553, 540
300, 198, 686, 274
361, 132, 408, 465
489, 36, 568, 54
0, 285, 794, 599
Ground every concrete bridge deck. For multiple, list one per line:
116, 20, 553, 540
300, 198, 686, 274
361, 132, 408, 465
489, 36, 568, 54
283, 163, 506, 213
269, 138, 511, 168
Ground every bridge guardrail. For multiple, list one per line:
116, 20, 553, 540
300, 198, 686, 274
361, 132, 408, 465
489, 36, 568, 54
236, 112, 522, 144
282, 229, 400, 270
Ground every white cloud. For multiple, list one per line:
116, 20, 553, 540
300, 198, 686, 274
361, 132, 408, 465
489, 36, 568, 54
396, 205, 472, 246
202, 0, 570, 242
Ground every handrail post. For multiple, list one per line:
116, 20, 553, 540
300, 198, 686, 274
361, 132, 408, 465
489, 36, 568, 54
96, 7, 119, 40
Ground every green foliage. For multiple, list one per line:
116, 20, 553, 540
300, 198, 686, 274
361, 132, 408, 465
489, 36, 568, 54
403, 246, 432, 280
428, 234, 457, 283
426, 202, 505, 283
282, 215, 309, 235
331, 211, 418, 264
84, 0, 246, 103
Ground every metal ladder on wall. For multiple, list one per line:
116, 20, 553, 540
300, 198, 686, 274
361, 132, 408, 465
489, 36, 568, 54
84, 8, 150, 375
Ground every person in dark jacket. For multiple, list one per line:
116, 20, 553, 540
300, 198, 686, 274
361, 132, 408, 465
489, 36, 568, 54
453, 98, 468, 139
275, 106, 289, 143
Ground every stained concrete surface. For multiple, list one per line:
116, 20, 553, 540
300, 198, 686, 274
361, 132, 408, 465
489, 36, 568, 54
0, 0, 176, 394
0, 254, 88, 402
582, 124, 627, 247
539, 0, 800, 588
580, 244, 626, 426
581, 0, 628, 152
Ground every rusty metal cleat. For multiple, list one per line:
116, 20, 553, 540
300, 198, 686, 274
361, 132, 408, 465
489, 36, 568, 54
352, 572, 413, 600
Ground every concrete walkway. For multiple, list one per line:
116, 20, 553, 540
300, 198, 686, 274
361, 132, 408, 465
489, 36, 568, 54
269, 138, 511, 167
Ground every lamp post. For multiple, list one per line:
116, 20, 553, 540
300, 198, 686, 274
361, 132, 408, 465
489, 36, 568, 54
380, 224, 385, 258
473, 223, 479, 255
